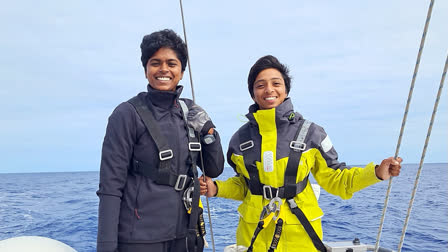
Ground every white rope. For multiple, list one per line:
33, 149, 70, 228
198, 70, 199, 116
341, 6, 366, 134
374, 0, 435, 251
178, 1, 216, 251
397, 53, 447, 252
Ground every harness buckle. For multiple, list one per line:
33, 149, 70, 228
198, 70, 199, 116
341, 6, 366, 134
174, 174, 188, 191
240, 140, 254, 151
263, 185, 278, 200
287, 198, 298, 209
290, 141, 306, 151
159, 149, 173, 160
188, 142, 202, 151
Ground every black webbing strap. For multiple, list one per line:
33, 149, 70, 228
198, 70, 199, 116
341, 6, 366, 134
284, 120, 326, 252
287, 199, 327, 252
283, 120, 309, 196
131, 159, 192, 191
261, 175, 309, 199
238, 123, 263, 195
178, 100, 203, 252
128, 94, 172, 184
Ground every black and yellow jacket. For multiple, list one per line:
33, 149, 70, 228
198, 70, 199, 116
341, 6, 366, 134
216, 98, 380, 251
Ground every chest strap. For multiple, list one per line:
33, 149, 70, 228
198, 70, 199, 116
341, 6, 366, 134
132, 159, 193, 191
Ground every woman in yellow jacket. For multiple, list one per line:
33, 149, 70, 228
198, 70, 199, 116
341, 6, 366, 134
200, 55, 402, 252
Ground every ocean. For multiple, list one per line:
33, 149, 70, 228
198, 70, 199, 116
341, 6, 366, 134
0, 163, 447, 252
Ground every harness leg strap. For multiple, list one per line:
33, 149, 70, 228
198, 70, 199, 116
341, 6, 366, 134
287, 199, 327, 252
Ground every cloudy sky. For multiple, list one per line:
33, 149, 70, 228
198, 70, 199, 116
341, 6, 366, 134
1, 0, 446, 173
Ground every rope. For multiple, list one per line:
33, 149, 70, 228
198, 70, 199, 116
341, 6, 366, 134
374, 0, 435, 250
178, 1, 216, 251
397, 53, 447, 252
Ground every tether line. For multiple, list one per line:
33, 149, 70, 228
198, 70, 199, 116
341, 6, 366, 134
397, 53, 447, 252
179, 1, 216, 251
374, 0, 435, 251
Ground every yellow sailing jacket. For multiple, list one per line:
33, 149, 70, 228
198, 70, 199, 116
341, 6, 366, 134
216, 98, 381, 251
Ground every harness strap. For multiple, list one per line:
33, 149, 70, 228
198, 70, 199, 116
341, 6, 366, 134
260, 174, 309, 200
131, 159, 192, 191
238, 123, 263, 195
287, 199, 327, 252
178, 100, 203, 252
284, 120, 311, 196
128, 94, 172, 182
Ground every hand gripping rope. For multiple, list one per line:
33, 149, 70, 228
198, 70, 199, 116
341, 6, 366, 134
178, 1, 216, 251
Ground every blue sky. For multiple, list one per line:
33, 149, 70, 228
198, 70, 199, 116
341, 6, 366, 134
1, 1, 446, 173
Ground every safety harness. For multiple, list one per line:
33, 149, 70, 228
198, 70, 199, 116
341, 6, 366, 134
239, 116, 327, 252
127, 93, 205, 252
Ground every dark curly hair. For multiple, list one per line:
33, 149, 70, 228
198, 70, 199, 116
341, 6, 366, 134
140, 29, 188, 72
247, 55, 291, 98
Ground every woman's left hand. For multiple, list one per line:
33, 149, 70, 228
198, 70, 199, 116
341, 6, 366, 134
375, 157, 403, 180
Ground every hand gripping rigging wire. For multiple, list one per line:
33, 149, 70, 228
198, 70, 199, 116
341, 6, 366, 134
178, 0, 216, 251
375, 1, 447, 251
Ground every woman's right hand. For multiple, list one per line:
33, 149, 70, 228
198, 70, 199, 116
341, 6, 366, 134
199, 175, 217, 197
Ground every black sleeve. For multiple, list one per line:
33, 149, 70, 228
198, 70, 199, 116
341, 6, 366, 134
96, 102, 137, 252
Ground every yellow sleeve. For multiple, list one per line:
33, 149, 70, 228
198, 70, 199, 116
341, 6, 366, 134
215, 175, 248, 201
312, 150, 381, 200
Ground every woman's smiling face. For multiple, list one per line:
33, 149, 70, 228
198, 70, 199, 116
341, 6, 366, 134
252, 68, 287, 110
145, 47, 184, 91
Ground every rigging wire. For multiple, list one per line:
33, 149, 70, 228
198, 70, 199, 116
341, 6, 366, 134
397, 53, 447, 252
374, 0, 435, 251
178, 1, 216, 251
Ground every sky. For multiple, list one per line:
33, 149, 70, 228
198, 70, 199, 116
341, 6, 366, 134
0, 0, 447, 173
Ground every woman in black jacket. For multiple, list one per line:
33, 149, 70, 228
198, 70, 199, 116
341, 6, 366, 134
97, 29, 224, 252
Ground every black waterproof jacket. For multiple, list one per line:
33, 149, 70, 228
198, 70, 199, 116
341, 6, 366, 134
97, 85, 224, 252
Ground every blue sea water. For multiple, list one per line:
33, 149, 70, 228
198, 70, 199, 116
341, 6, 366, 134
0, 163, 447, 252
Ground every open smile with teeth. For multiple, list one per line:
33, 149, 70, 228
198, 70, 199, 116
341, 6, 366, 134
264, 96, 277, 101
156, 76, 171, 81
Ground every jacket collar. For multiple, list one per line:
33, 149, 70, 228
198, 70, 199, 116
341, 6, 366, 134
146, 84, 183, 110
246, 98, 303, 127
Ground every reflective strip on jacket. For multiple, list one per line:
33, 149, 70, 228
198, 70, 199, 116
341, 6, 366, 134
216, 98, 380, 252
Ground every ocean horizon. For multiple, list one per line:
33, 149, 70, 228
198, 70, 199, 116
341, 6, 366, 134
0, 163, 447, 251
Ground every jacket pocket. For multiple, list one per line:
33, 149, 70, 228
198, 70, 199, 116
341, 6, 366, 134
237, 195, 265, 224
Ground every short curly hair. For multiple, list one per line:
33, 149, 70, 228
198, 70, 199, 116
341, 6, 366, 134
247, 55, 291, 98
140, 29, 188, 72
